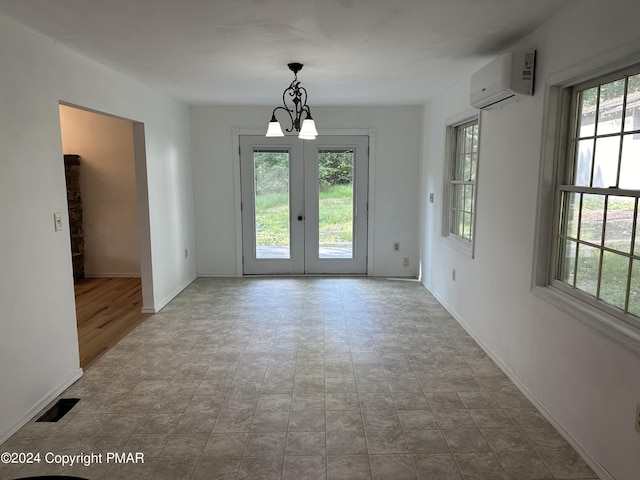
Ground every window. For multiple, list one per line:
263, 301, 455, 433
444, 117, 479, 256
551, 65, 640, 330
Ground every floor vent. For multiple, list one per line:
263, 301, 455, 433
36, 398, 80, 422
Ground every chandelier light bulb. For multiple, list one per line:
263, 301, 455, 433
298, 118, 318, 139
266, 115, 285, 137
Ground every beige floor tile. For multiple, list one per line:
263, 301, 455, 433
0, 277, 600, 480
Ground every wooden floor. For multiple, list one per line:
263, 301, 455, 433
74, 277, 149, 368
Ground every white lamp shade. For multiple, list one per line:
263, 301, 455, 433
298, 118, 318, 139
266, 120, 284, 137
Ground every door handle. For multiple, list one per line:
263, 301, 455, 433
297, 215, 304, 221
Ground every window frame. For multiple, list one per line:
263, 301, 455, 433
533, 58, 640, 353
442, 114, 481, 258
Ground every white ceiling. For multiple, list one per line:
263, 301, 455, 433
0, 0, 574, 105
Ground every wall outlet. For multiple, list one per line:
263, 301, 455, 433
53, 213, 63, 232
636, 403, 640, 433
452, 268, 456, 281
393, 242, 400, 252
403, 257, 409, 267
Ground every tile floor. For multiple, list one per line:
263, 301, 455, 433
0, 277, 599, 480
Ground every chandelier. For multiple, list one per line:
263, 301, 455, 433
266, 63, 318, 140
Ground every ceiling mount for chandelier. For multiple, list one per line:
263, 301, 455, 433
266, 63, 318, 140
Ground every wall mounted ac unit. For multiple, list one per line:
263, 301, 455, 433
470, 49, 536, 110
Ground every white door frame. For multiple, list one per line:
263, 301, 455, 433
232, 128, 376, 276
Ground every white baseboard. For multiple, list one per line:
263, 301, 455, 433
371, 270, 419, 278
196, 273, 242, 278
196, 273, 420, 279
84, 273, 141, 278
426, 287, 613, 480
154, 274, 197, 312
0, 368, 83, 444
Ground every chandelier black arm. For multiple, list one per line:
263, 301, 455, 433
301, 104, 313, 120
292, 83, 309, 128
271, 106, 295, 133
270, 67, 312, 133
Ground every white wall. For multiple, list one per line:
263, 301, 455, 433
59, 105, 141, 277
0, 14, 196, 442
190, 105, 423, 277
419, 2, 640, 479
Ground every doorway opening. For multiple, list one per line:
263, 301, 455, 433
59, 104, 152, 367
240, 135, 369, 275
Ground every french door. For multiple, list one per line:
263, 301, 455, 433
240, 135, 368, 274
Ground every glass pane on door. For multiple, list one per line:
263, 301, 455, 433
253, 149, 290, 259
317, 148, 354, 258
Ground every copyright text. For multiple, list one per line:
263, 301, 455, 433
1, 451, 145, 466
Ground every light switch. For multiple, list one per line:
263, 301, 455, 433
54, 213, 63, 232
